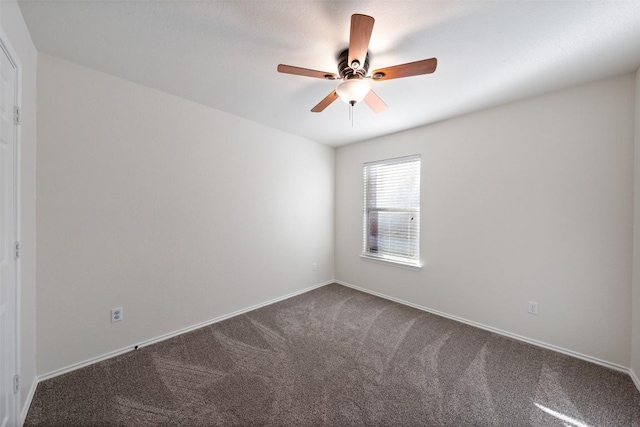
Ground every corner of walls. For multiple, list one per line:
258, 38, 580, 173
1, 0, 39, 418
632, 67, 640, 388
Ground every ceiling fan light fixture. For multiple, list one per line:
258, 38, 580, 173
336, 79, 371, 104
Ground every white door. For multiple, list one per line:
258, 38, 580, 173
0, 41, 18, 427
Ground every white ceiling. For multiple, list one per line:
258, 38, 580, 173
18, 1, 640, 147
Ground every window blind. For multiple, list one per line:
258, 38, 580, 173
363, 154, 421, 266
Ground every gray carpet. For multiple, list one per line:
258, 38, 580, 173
25, 283, 640, 426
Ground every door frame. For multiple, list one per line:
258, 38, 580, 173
0, 26, 23, 426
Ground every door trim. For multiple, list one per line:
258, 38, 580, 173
0, 26, 23, 426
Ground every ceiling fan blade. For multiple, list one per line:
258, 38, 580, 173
364, 90, 388, 113
371, 58, 437, 81
277, 64, 338, 80
311, 90, 339, 113
348, 14, 375, 69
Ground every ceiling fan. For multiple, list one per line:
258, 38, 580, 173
277, 14, 437, 114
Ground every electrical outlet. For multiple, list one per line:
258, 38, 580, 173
111, 307, 123, 323
527, 301, 538, 315
312, 263, 318, 271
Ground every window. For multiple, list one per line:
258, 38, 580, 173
362, 155, 421, 268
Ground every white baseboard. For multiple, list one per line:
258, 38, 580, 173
335, 280, 631, 375
20, 376, 38, 425
31, 279, 640, 400
631, 368, 640, 393
38, 280, 333, 382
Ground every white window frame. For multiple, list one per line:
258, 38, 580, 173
361, 154, 422, 270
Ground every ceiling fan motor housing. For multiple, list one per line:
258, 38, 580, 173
338, 48, 370, 79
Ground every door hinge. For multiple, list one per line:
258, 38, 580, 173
14, 106, 21, 125
15, 241, 21, 260
13, 375, 20, 393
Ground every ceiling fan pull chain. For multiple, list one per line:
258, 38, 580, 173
350, 101, 354, 127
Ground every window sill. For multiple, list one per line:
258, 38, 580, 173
360, 254, 423, 271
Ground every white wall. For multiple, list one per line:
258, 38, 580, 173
1, 0, 38, 416
632, 68, 640, 381
36, 54, 334, 375
336, 74, 635, 367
